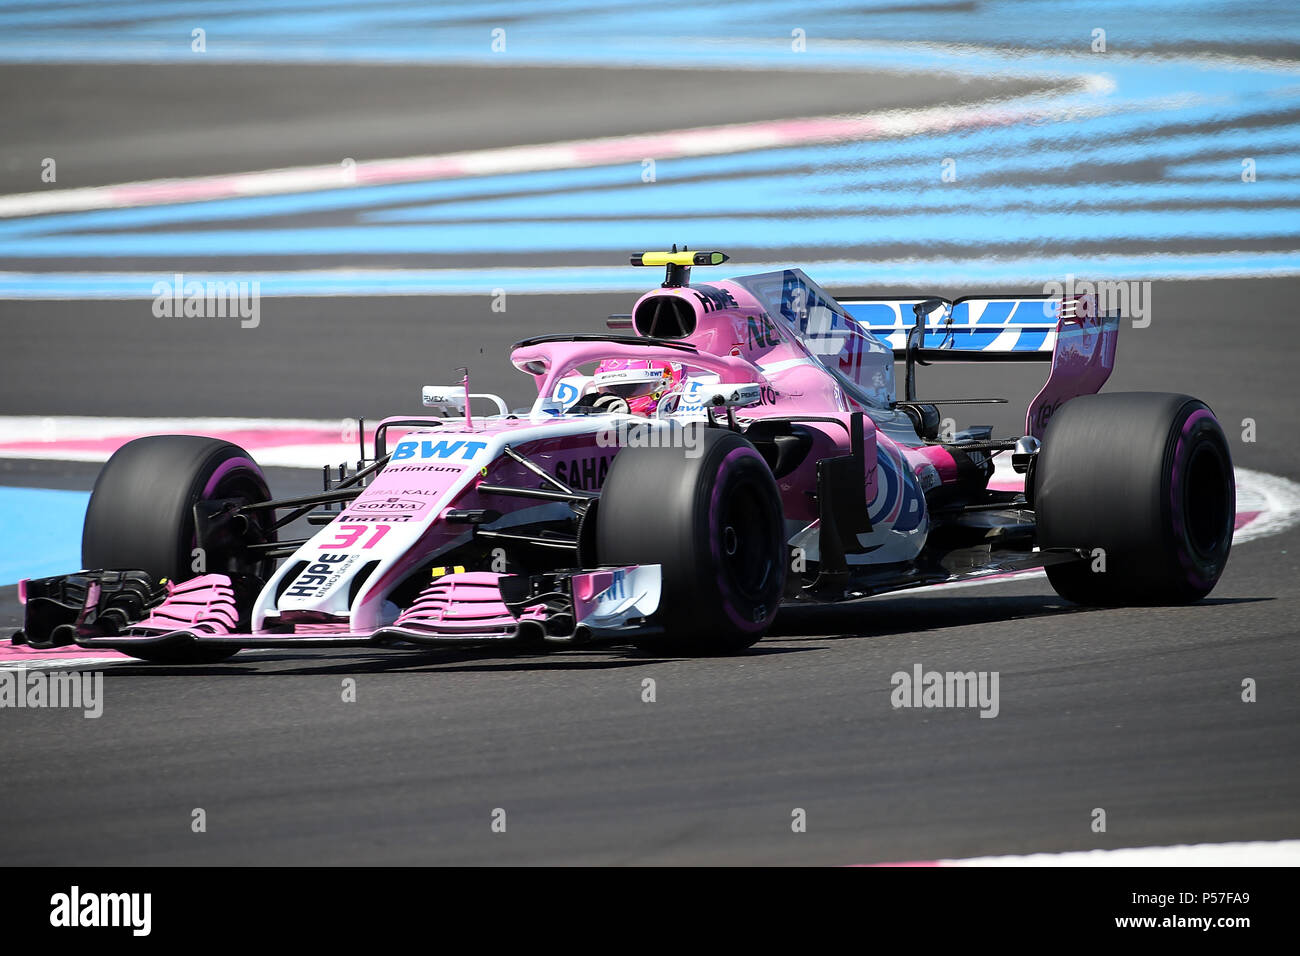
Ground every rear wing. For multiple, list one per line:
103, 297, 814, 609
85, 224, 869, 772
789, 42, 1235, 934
839, 294, 1064, 362
839, 293, 1119, 438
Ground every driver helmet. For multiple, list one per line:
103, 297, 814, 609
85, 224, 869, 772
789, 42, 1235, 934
590, 359, 683, 415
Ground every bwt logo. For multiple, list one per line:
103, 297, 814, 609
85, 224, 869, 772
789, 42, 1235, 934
392, 439, 489, 461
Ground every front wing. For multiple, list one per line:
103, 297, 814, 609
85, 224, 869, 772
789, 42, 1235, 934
11, 565, 664, 653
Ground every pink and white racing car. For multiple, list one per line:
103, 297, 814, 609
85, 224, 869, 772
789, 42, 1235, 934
13, 251, 1236, 662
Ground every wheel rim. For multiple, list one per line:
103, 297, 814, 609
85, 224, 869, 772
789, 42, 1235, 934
1182, 440, 1232, 560
198, 469, 276, 580
717, 474, 777, 602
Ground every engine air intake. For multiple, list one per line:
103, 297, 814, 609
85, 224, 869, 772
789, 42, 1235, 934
633, 294, 697, 339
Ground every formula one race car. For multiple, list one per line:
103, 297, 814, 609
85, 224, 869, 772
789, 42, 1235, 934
13, 251, 1236, 662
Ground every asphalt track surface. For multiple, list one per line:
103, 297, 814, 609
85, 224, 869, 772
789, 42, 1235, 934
1, 57, 1298, 865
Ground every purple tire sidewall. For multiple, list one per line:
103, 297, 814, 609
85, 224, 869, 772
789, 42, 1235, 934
201, 455, 263, 498
707, 446, 781, 633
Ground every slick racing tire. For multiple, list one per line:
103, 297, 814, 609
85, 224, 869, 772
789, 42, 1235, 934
1034, 392, 1235, 606
596, 424, 785, 653
82, 435, 276, 663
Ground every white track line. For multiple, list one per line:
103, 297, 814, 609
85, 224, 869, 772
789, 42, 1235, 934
0, 415, 346, 439
0, 657, 125, 671
0, 87, 1095, 219
1232, 467, 1300, 543
878, 840, 1300, 866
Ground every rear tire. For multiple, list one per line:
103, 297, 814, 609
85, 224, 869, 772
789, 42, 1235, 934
596, 425, 785, 653
1035, 392, 1234, 605
82, 435, 275, 662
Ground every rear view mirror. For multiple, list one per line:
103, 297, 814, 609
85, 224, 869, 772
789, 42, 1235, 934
422, 386, 466, 412
421, 386, 509, 417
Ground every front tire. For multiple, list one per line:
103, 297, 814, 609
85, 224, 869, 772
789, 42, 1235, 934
1035, 392, 1235, 605
82, 435, 275, 662
596, 425, 786, 653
